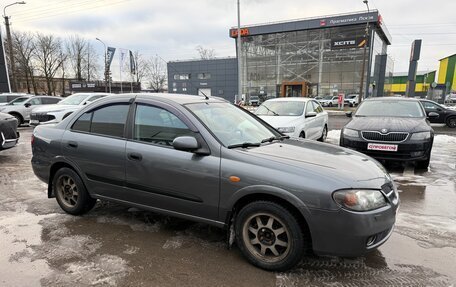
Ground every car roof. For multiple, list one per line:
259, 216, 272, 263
265, 97, 312, 102
134, 93, 228, 105
364, 96, 420, 102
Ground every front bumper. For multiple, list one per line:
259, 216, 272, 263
341, 136, 432, 161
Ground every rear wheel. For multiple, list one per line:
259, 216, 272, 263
446, 117, 456, 128
299, 131, 305, 138
235, 201, 305, 271
53, 168, 96, 215
318, 125, 328, 142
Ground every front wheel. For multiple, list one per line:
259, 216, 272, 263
446, 117, 456, 128
235, 201, 306, 271
53, 167, 97, 215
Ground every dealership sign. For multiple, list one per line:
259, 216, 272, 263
331, 38, 367, 50
229, 28, 250, 38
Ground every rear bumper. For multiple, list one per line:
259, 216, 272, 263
341, 136, 433, 161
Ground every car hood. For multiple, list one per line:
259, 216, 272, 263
345, 116, 431, 133
245, 139, 388, 186
32, 104, 79, 113
0, 112, 15, 120
257, 115, 301, 128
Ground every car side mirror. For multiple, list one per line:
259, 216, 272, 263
24, 103, 31, 108
346, 111, 353, 118
428, 112, 439, 119
306, 112, 317, 118
173, 136, 200, 152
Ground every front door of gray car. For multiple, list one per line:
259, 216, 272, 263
62, 103, 129, 197
125, 103, 220, 220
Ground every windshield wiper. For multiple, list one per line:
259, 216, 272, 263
227, 142, 261, 149
262, 105, 279, 116
261, 135, 289, 143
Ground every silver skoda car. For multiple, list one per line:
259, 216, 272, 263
31, 93, 399, 271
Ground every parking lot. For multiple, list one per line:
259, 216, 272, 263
1, 123, 455, 287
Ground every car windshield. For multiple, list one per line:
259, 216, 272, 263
356, 100, 425, 118
187, 102, 279, 147
347, 95, 357, 99
58, 94, 90, 105
8, 97, 28, 105
255, 101, 305, 116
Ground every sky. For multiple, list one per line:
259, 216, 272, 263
3, 0, 456, 80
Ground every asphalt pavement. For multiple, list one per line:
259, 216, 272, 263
0, 125, 455, 286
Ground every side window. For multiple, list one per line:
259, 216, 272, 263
134, 104, 192, 146
305, 102, 314, 115
90, 104, 129, 138
29, 98, 42, 105
422, 101, 438, 110
72, 112, 92, 132
0, 96, 6, 103
42, 97, 60, 104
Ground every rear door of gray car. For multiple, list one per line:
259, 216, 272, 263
124, 100, 220, 221
61, 101, 130, 197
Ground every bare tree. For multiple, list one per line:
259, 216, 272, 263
66, 35, 99, 81
196, 45, 215, 60
34, 33, 64, 95
12, 31, 37, 94
131, 50, 150, 84
147, 56, 166, 92
84, 42, 99, 81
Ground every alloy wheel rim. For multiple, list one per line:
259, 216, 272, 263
57, 175, 79, 208
449, 118, 456, 128
242, 213, 291, 263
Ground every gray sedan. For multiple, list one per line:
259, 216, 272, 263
31, 93, 399, 271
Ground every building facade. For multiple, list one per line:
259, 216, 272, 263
438, 54, 456, 92
230, 10, 392, 101
390, 71, 436, 96
167, 58, 237, 101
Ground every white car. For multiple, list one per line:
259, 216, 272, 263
0, 96, 62, 126
319, 96, 339, 107
344, 94, 359, 107
30, 93, 110, 126
0, 93, 33, 106
255, 97, 328, 141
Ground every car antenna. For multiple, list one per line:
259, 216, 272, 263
156, 54, 209, 100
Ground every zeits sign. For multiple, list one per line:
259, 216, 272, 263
331, 38, 367, 50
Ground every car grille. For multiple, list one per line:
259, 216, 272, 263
30, 113, 55, 122
361, 131, 408, 142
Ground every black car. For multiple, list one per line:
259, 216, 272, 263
0, 112, 19, 151
420, 99, 456, 128
340, 97, 437, 169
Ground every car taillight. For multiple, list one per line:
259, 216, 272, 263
31, 134, 35, 145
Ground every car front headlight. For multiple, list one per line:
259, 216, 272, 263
410, 131, 431, 140
277, 127, 295, 133
333, 189, 387, 211
343, 128, 359, 138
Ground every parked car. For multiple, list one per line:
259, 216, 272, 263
419, 99, 456, 128
0, 112, 19, 150
344, 94, 359, 107
248, 95, 260, 106
0, 96, 61, 126
445, 93, 456, 103
319, 95, 338, 107
30, 93, 110, 126
340, 97, 436, 169
255, 98, 328, 141
0, 93, 33, 106
32, 93, 398, 271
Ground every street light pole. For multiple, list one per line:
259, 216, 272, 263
3, 1, 26, 93
358, 0, 370, 105
236, 0, 242, 104
95, 37, 108, 93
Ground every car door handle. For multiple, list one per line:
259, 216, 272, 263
67, 141, 78, 148
128, 152, 142, 161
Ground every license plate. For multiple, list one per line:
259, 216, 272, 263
30, 120, 39, 125
367, 143, 398, 152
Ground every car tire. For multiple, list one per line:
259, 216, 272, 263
235, 201, 306, 271
299, 131, 305, 138
318, 125, 328, 142
10, 113, 23, 127
53, 167, 97, 215
328, 103, 332, 107
446, 117, 456, 128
